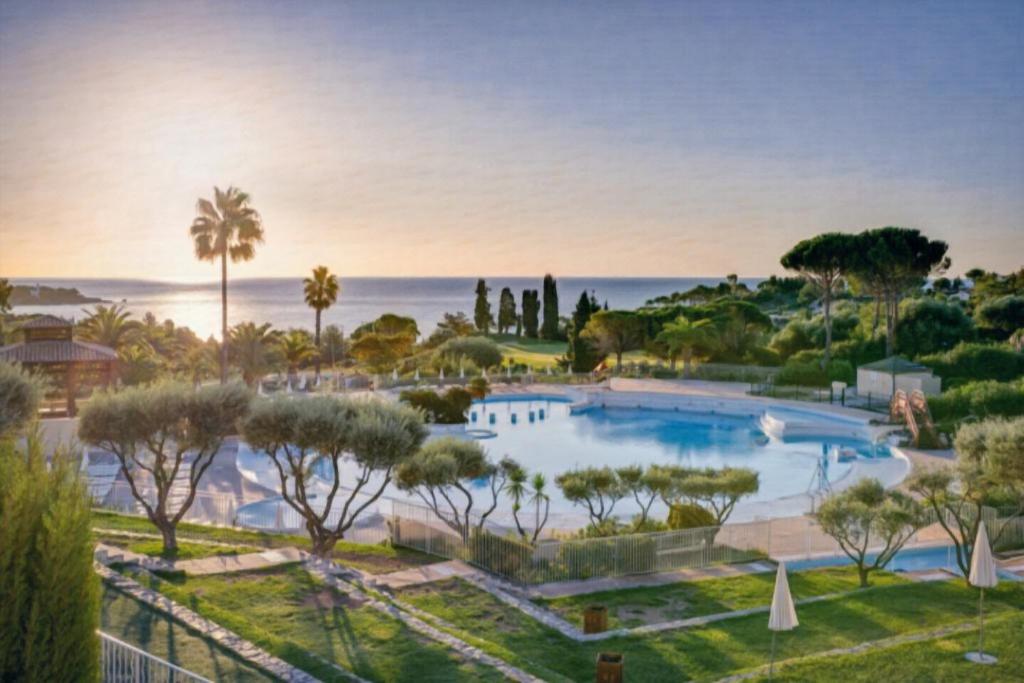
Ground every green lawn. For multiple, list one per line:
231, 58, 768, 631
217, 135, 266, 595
536, 566, 907, 629
128, 565, 505, 682
97, 536, 257, 561
92, 510, 438, 573
395, 576, 1024, 682
760, 611, 1024, 682
491, 334, 567, 368
101, 586, 273, 681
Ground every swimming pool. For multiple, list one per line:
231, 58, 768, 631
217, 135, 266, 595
787, 544, 1022, 580
462, 395, 896, 523
235, 393, 904, 528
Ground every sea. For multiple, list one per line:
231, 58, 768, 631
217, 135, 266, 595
9, 277, 764, 340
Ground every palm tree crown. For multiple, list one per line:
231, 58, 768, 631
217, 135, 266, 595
303, 265, 340, 379
189, 186, 264, 384
78, 304, 139, 350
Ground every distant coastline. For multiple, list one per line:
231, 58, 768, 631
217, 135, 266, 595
9, 285, 108, 306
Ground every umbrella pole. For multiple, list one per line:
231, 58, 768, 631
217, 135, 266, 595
978, 588, 984, 656
769, 630, 777, 680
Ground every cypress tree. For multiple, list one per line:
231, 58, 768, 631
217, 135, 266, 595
541, 274, 559, 339
522, 289, 540, 338
0, 439, 99, 682
497, 287, 516, 334
568, 290, 601, 371
474, 279, 493, 334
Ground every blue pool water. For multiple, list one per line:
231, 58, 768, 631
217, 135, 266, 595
465, 396, 889, 521
788, 545, 963, 574
236, 394, 894, 526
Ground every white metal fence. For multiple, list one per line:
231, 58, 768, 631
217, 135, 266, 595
101, 632, 211, 683
92, 477, 1023, 585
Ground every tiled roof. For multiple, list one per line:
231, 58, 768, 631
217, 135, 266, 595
21, 314, 73, 329
0, 340, 117, 363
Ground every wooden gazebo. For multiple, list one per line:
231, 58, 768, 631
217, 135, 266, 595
0, 315, 117, 416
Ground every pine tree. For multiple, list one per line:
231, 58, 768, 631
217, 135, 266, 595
541, 274, 559, 339
522, 289, 540, 338
474, 279, 493, 334
498, 287, 516, 334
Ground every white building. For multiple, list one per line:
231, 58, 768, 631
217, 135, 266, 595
856, 356, 942, 400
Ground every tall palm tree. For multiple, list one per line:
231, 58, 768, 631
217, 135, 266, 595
655, 317, 717, 377
303, 265, 340, 381
189, 186, 264, 384
78, 304, 139, 350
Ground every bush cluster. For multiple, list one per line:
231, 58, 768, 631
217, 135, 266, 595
928, 379, 1024, 424
918, 343, 1024, 386
399, 387, 473, 424
775, 358, 854, 387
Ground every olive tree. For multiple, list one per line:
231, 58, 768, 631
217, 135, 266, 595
581, 311, 642, 368
395, 437, 517, 542
659, 466, 759, 527
0, 362, 41, 437
78, 382, 252, 553
555, 466, 628, 527
815, 479, 926, 587
617, 464, 672, 524
242, 396, 426, 556
909, 417, 1024, 579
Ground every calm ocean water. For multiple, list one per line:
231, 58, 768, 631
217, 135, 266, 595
10, 277, 763, 339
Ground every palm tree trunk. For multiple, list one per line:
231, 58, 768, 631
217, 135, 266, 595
314, 309, 322, 380
220, 251, 228, 384
822, 284, 832, 368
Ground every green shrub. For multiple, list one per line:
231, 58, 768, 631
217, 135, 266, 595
667, 503, 716, 530
0, 439, 99, 681
775, 358, 854, 387
927, 379, 1024, 423
467, 530, 534, 582
399, 387, 472, 424
918, 343, 1024, 385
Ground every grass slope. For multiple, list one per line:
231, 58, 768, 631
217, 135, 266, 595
130, 565, 504, 682
92, 510, 437, 573
101, 587, 273, 681
396, 574, 1024, 682
537, 566, 907, 629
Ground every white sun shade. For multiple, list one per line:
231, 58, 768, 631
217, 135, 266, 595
969, 522, 999, 589
769, 562, 799, 631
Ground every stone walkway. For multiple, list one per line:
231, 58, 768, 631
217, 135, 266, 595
526, 560, 776, 599
96, 562, 358, 682
305, 559, 545, 683
175, 547, 307, 576
367, 559, 479, 590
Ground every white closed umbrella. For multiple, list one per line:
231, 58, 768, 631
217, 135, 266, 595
256, 380, 263, 396
439, 368, 445, 380
545, 365, 552, 376
966, 521, 999, 664
506, 365, 512, 378
459, 362, 465, 379
392, 368, 399, 381
768, 562, 798, 678
414, 368, 420, 381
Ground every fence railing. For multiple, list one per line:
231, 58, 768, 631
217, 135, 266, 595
101, 632, 211, 682
92, 473, 1024, 585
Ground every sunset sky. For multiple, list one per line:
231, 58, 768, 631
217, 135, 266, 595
1, 0, 1021, 280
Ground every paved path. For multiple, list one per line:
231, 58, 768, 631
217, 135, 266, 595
174, 547, 307, 576
368, 559, 479, 590
527, 560, 776, 599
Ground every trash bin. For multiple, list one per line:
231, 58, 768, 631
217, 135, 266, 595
596, 652, 623, 683
583, 605, 608, 634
